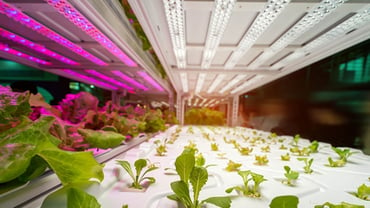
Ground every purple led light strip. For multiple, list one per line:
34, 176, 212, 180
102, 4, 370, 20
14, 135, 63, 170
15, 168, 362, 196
0, 1, 107, 66
62, 69, 118, 90
0, 28, 79, 65
85, 70, 134, 91
46, 0, 137, 67
0, 43, 51, 65
111, 70, 148, 91
137, 71, 164, 91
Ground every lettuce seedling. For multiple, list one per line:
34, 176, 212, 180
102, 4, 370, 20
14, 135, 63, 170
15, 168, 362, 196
292, 134, 300, 147
314, 202, 365, 208
351, 184, 370, 201
283, 166, 299, 186
211, 142, 219, 151
270, 195, 299, 208
225, 160, 242, 172
297, 158, 314, 174
237, 146, 253, 156
281, 153, 290, 161
225, 170, 267, 197
290, 146, 311, 156
168, 153, 231, 208
254, 155, 269, 165
279, 144, 287, 150
154, 139, 167, 156
308, 140, 319, 153
261, 145, 270, 153
331, 147, 356, 162
326, 157, 346, 167
116, 158, 158, 189
183, 141, 198, 155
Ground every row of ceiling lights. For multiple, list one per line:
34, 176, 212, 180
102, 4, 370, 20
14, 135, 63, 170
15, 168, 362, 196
0, 0, 164, 92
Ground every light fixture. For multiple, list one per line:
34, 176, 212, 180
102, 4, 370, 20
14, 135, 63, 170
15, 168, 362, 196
62, 69, 118, 90
163, 0, 186, 68
207, 74, 226, 93
230, 75, 264, 94
0, 43, 51, 65
180, 72, 188, 93
219, 74, 247, 93
225, 0, 290, 69
0, 28, 79, 65
271, 5, 370, 69
249, 0, 347, 69
137, 71, 164, 91
85, 70, 134, 91
195, 73, 206, 93
0, 1, 107, 66
202, 0, 236, 69
45, 0, 137, 67
199, 98, 208, 107
111, 70, 148, 91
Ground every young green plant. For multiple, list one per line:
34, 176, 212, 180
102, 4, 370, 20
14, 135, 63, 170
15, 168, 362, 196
351, 184, 370, 201
154, 139, 167, 156
314, 202, 365, 208
167, 153, 232, 208
225, 160, 242, 172
116, 158, 158, 189
225, 170, 267, 197
254, 155, 269, 165
297, 157, 314, 174
283, 166, 299, 186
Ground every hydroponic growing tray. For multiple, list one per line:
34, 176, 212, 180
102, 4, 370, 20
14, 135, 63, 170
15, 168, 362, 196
44, 125, 368, 208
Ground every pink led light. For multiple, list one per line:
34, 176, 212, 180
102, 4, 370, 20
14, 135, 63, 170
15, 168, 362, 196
137, 71, 164, 92
111, 70, 148, 91
46, 0, 137, 67
0, 28, 79, 65
0, 1, 107, 66
85, 70, 134, 91
0, 43, 51, 65
62, 69, 118, 90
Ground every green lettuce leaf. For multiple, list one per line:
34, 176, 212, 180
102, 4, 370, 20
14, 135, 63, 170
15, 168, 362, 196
67, 187, 101, 208
190, 166, 208, 203
17, 155, 48, 182
202, 196, 231, 208
270, 195, 299, 208
175, 153, 195, 184
0, 143, 36, 183
38, 149, 104, 185
78, 128, 125, 149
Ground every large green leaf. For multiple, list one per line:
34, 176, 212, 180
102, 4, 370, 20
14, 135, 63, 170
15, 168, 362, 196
175, 153, 195, 184
190, 166, 208, 202
0, 143, 36, 183
202, 196, 231, 208
116, 160, 135, 181
38, 149, 104, 185
67, 187, 101, 208
170, 180, 192, 207
17, 155, 48, 182
270, 195, 299, 208
78, 128, 125, 149
134, 159, 147, 177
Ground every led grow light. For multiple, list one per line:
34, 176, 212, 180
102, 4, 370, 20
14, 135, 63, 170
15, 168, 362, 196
137, 71, 164, 91
225, 0, 290, 69
249, 0, 347, 69
195, 73, 206, 93
230, 75, 264, 94
202, 0, 236, 69
0, 28, 78, 65
62, 69, 118, 90
271, 5, 370, 69
111, 70, 148, 91
163, 0, 186, 68
0, 43, 51, 65
0, 1, 107, 66
45, 0, 137, 67
85, 70, 134, 91
180, 72, 188, 93
207, 74, 225, 93
219, 74, 247, 93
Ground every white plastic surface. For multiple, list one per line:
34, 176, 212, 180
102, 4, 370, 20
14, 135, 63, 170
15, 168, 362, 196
96, 126, 370, 208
